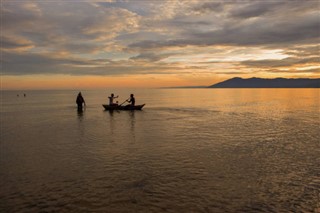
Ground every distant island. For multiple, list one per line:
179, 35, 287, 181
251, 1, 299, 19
209, 77, 320, 88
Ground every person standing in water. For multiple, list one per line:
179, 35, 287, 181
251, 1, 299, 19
108, 93, 119, 106
76, 92, 85, 111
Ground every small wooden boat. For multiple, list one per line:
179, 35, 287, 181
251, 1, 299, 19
102, 104, 145, 111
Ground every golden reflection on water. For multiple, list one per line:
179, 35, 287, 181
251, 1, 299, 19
1, 89, 319, 212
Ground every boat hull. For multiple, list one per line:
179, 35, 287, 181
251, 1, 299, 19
102, 104, 145, 111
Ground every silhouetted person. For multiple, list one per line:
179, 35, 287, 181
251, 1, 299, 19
108, 93, 119, 106
24, 93, 26, 97
126, 94, 135, 106
76, 92, 85, 111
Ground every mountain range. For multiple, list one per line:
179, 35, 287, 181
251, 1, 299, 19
209, 77, 320, 88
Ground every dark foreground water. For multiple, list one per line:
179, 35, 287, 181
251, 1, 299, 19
1, 89, 319, 212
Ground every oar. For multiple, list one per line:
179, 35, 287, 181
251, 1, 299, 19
119, 99, 129, 106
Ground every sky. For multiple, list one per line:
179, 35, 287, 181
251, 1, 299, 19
1, 0, 320, 89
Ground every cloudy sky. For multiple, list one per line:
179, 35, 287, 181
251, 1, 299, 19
2, 0, 320, 89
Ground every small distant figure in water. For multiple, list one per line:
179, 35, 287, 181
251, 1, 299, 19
126, 94, 135, 106
76, 92, 85, 111
17, 94, 19, 97
24, 93, 26, 97
108, 93, 119, 106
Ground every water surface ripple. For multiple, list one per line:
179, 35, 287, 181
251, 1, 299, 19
1, 89, 319, 212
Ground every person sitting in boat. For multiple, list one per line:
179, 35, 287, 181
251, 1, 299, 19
108, 93, 119, 106
126, 94, 135, 106
76, 92, 85, 111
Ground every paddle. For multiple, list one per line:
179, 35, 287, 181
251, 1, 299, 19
119, 98, 129, 106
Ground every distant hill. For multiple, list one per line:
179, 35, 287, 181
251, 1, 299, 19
209, 77, 320, 88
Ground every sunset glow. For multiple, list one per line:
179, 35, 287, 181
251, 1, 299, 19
1, 0, 319, 89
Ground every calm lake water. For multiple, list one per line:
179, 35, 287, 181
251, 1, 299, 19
1, 89, 319, 212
